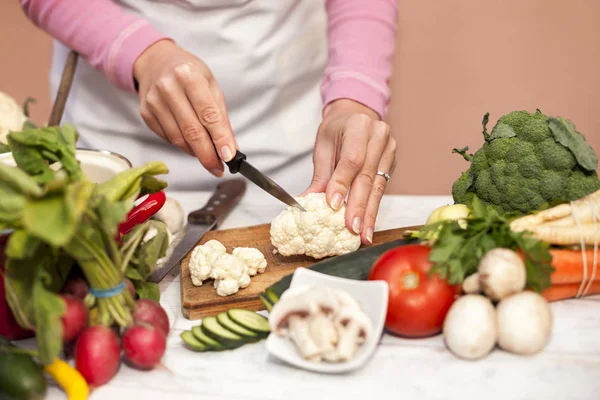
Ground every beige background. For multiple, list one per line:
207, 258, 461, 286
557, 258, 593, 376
1, 0, 599, 195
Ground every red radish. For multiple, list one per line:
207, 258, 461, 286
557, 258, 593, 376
74, 326, 121, 387
122, 323, 166, 370
132, 299, 170, 335
62, 278, 89, 300
61, 295, 88, 342
125, 279, 136, 298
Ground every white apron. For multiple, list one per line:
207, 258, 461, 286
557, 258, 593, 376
49, 0, 327, 196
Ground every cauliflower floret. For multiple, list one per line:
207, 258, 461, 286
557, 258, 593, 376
232, 247, 267, 276
210, 253, 251, 296
188, 239, 227, 286
270, 192, 361, 259
0, 91, 27, 144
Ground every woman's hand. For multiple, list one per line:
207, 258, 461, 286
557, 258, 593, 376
133, 40, 237, 177
304, 99, 397, 245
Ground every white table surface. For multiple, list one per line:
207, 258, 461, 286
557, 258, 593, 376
34, 188, 599, 400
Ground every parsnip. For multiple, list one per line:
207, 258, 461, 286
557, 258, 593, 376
529, 223, 599, 246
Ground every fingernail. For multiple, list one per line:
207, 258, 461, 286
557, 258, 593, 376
352, 217, 362, 234
331, 193, 343, 210
221, 145, 233, 162
365, 227, 373, 244
211, 169, 223, 177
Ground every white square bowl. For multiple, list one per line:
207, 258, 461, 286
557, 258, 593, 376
265, 267, 389, 374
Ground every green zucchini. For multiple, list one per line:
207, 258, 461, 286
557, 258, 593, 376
216, 312, 260, 342
227, 309, 270, 336
260, 238, 412, 306
181, 331, 208, 352
201, 316, 245, 348
191, 326, 223, 350
0, 338, 47, 400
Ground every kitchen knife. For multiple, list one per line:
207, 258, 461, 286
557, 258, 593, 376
225, 150, 305, 212
148, 178, 247, 283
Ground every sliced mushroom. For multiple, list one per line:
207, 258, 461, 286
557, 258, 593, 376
308, 312, 338, 355
288, 315, 323, 362
332, 307, 373, 361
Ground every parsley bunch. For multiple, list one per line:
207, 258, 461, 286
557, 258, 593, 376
424, 197, 554, 292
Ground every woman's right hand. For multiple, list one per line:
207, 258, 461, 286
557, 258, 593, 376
133, 39, 237, 177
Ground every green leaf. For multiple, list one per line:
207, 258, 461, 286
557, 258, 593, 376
489, 122, 517, 140
0, 142, 9, 154
5, 229, 41, 259
8, 143, 55, 184
133, 221, 169, 279
94, 161, 169, 203
59, 124, 78, 154
133, 280, 160, 302
140, 175, 168, 196
0, 162, 44, 197
23, 193, 73, 246
547, 116, 598, 172
0, 183, 25, 224
125, 266, 144, 280
32, 270, 65, 365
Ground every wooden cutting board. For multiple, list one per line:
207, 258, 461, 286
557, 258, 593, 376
180, 223, 418, 320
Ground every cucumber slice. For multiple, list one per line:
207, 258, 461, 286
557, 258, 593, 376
227, 309, 270, 336
192, 326, 223, 351
181, 331, 207, 352
217, 312, 260, 342
259, 293, 273, 312
201, 316, 245, 348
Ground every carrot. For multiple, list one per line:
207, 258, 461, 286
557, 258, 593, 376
542, 282, 600, 302
549, 248, 600, 284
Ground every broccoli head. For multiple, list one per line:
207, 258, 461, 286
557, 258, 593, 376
452, 109, 600, 215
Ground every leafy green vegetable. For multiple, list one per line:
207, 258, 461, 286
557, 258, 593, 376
425, 197, 554, 292
452, 109, 600, 216
0, 142, 9, 154
133, 281, 160, 302
32, 270, 65, 365
547, 116, 598, 172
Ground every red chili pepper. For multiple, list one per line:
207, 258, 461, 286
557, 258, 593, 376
117, 191, 167, 240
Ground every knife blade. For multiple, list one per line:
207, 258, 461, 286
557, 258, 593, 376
148, 178, 247, 283
225, 150, 305, 211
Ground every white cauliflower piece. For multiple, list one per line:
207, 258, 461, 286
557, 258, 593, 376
188, 240, 227, 286
270, 192, 361, 259
0, 91, 27, 144
210, 253, 251, 296
232, 247, 267, 276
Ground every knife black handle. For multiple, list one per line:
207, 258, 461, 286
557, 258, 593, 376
188, 178, 247, 226
225, 150, 247, 174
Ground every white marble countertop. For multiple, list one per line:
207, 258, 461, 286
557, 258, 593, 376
38, 188, 599, 400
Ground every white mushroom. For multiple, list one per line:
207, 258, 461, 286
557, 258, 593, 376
287, 315, 323, 362
152, 196, 185, 234
329, 307, 372, 361
496, 291, 552, 355
308, 312, 339, 357
462, 272, 481, 294
478, 248, 526, 301
443, 295, 498, 360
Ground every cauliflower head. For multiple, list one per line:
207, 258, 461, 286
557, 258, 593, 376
188, 239, 227, 286
232, 247, 267, 276
452, 110, 600, 215
270, 192, 361, 259
210, 253, 251, 296
0, 91, 27, 145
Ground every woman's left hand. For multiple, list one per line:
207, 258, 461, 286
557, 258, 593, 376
303, 99, 397, 245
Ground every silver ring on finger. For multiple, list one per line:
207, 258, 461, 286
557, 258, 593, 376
376, 170, 391, 182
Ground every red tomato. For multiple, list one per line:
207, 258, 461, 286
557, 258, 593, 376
368, 244, 460, 338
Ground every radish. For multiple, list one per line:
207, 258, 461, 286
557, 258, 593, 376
74, 326, 121, 387
60, 295, 88, 342
122, 323, 167, 370
62, 277, 89, 300
132, 299, 170, 335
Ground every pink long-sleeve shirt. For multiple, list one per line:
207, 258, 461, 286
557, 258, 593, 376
20, 0, 397, 119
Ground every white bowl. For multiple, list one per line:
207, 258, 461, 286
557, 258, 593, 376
265, 267, 389, 374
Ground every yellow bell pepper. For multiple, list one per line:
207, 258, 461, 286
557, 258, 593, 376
44, 358, 89, 400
